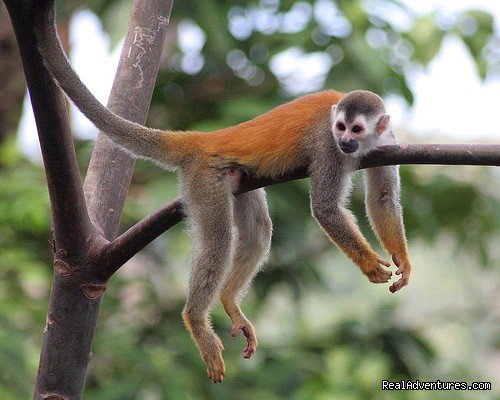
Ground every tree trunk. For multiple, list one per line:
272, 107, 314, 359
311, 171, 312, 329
2, 0, 173, 398
0, 3, 26, 150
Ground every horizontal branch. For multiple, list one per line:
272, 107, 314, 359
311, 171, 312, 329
362, 143, 500, 168
96, 143, 499, 278
96, 199, 184, 280
238, 143, 500, 192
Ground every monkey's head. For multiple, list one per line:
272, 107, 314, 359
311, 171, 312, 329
331, 90, 391, 156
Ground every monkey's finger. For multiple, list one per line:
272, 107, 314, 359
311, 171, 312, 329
389, 276, 408, 293
243, 342, 256, 358
378, 258, 391, 267
389, 280, 403, 293
396, 269, 402, 275
392, 253, 403, 267
229, 323, 258, 358
230, 324, 249, 337
243, 333, 257, 357
367, 267, 392, 283
230, 326, 239, 337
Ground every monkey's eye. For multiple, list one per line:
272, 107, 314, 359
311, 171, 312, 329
336, 122, 346, 131
352, 125, 363, 133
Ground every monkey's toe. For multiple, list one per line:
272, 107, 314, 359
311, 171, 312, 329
196, 332, 226, 383
205, 352, 225, 383
242, 326, 257, 358
230, 320, 258, 359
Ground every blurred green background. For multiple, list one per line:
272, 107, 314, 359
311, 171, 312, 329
0, 0, 498, 399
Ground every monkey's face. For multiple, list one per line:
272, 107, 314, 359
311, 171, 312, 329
331, 109, 369, 155
331, 105, 390, 157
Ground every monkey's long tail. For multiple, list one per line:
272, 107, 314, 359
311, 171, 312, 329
33, 1, 186, 167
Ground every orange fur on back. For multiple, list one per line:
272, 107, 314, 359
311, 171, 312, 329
171, 90, 344, 176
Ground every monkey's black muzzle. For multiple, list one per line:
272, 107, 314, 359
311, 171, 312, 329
339, 138, 359, 154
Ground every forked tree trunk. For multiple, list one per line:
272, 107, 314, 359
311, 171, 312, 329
3, 0, 173, 398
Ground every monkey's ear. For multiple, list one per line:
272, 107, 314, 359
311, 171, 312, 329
331, 105, 337, 123
376, 114, 390, 135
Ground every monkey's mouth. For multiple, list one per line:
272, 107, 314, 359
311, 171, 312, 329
339, 140, 359, 154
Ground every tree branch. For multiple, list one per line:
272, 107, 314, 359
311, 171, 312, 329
361, 144, 500, 168
84, 0, 173, 240
4, 0, 93, 263
97, 199, 184, 279
99, 143, 500, 277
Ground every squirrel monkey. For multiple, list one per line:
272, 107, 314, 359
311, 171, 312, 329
34, 5, 412, 383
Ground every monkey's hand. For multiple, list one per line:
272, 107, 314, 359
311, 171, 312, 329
361, 254, 392, 284
389, 254, 411, 293
230, 317, 258, 359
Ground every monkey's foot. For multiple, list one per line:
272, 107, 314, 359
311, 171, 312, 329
230, 318, 258, 359
364, 257, 392, 283
201, 338, 226, 383
183, 311, 226, 383
389, 254, 411, 293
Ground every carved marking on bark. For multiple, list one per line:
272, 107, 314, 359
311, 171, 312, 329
130, 15, 169, 90
44, 312, 57, 333
39, 393, 68, 400
54, 260, 75, 277
49, 237, 56, 254
81, 283, 107, 300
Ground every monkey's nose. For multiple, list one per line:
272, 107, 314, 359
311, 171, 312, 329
339, 138, 359, 153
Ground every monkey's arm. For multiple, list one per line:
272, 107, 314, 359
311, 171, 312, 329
310, 161, 392, 284
364, 165, 411, 292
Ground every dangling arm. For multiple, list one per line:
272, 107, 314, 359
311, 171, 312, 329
364, 165, 411, 292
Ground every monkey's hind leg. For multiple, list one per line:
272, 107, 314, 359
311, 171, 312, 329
220, 189, 272, 359
181, 169, 234, 383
